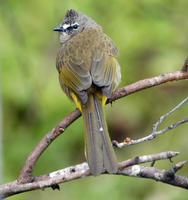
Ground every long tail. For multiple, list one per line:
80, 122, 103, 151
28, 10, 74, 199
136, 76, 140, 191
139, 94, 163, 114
81, 93, 118, 176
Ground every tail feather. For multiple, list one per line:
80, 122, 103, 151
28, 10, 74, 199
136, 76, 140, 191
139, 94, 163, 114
82, 93, 118, 175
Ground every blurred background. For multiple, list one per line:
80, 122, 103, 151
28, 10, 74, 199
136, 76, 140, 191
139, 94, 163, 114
0, 0, 188, 199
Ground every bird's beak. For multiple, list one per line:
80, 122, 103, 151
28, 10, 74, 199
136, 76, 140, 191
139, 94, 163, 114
53, 26, 65, 32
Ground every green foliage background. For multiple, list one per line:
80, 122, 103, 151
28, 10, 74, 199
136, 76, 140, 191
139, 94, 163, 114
0, 0, 188, 199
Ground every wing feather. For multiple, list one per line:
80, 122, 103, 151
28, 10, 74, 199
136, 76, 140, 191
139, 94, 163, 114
56, 28, 121, 103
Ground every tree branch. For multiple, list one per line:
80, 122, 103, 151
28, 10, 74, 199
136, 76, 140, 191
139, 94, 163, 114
112, 97, 188, 148
108, 70, 188, 103
119, 163, 188, 189
1, 151, 186, 198
1, 60, 188, 198
17, 69, 188, 184
18, 109, 81, 183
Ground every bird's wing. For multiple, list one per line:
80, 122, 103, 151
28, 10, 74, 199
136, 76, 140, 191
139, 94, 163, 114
56, 28, 121, 103
91, 31, 121, 98
56, 35, 92, 104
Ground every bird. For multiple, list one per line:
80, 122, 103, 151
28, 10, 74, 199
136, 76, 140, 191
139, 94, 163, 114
53, 9, 121, 176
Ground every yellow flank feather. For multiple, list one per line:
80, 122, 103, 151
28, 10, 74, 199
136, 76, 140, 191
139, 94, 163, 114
71, 92, 82, 111
71, 91, 106, 111
60, 68, 81, 94
102, 95, 107, 106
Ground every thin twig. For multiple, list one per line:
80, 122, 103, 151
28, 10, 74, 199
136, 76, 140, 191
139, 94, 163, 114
153, 97, 188, 132
112, 97, 188, 148
118, 151, 179, 168
164, 161, 187, 180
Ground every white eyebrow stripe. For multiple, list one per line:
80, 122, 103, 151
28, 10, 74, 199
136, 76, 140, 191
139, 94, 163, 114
62, 23, 79, 30
71, 23, 79, 26
62, 24, 70, 29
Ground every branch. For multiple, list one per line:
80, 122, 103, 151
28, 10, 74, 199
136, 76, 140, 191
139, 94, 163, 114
1, 60, 187, 198
113, 97, 188, 148
18, 69, 188, 184
1, 151, 187, 198
108, 70, 188, 103
18, 109, 81, 183
119, 162, 188, 189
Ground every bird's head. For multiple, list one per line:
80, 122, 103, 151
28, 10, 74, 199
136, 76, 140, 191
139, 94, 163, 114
53, 9, 101, 43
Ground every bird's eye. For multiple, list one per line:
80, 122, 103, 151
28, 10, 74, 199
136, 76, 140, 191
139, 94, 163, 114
72, 24, 78, 29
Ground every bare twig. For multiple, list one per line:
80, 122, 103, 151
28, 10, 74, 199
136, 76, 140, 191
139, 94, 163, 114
0, 63, 187, 198
0, 151, 184, 198
112, 97, 188, 148
152, 97, 188, 132
18, 109, 81, 183
17, 70, 188, 184
108, 70, 188, 103
164, 161, 187, 179
119, 165, 188, 189
118, 151, 179, 168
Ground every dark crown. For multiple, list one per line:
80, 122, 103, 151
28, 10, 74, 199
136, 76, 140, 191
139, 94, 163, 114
65, 9, 79, 18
